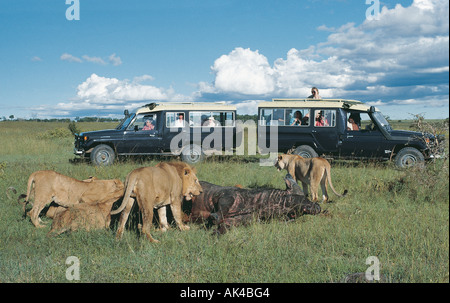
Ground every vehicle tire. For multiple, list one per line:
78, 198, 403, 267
294, 145, 318, 158
394, 147, 425, 169
90, 144, 115, 166
181, 145, 204, 165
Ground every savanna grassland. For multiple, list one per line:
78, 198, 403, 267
0, 120, 448, 283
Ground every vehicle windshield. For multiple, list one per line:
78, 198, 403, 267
116, 113, 135, 130
372, 112, 392, 132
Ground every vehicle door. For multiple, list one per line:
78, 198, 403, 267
311, 109, 339, 153
117, 113, 162, 154
338, 111, 386, 158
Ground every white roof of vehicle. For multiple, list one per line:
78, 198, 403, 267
135, 102, 236, 114
258, 98, 378, 112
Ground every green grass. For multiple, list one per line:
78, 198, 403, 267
0, 121, 448, 283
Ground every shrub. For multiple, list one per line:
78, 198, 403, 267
68, 121, 81, 136
37, 127, 72, 139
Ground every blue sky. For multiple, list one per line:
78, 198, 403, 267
0, 0, 448, 120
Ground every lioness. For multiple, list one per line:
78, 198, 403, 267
48, 200, 115, 236
275, 154, 347, 203
19, 170, 124, 228
111, 162, 203, 243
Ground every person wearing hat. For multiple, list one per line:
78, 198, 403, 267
202, 116, 216, 127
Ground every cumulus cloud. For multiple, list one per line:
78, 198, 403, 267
195, 0, 448, 113
33, 73, 193, 118
76, 73, 173, 103
211, 48, 275, 95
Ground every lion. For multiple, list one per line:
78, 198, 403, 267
275, 154, 347, 203
111, 162, 203, 243
48, 200, 115, 236
19, 170, 124, 228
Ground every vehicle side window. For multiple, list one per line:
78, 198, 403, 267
127, 114, 157, 131
259, 109, 285, 126
345, 112, 362, 131
189, 111, 235, 127
349, 112, 373, 131
314, 110, 336, 127
285, 109, 310, 126
166, 112, 186, 127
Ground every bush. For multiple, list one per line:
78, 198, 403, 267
68, 121, 81, 136
37, 127, 72, 139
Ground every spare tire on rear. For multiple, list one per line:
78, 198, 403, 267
294, 145, 318, 158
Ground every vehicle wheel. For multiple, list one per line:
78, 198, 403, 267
90, 144, 115, 166
181, 145, 204, 165
394, 147, 424, 169
294, 145, 318, 158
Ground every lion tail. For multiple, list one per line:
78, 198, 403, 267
325, 166, 348, 198
18, 172, 37, 214
110, 172, 137, 215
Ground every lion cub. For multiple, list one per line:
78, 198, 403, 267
275, 154, 347, 203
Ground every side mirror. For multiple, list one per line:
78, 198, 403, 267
124, 109, 129, 117
369, 106, 376, 113
134, 125, 139, 132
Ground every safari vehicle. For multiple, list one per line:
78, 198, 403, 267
258, 99, 445, 168
74, 102, 237, 165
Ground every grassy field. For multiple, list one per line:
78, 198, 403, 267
0, 120, 448, 283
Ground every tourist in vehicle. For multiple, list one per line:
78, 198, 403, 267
308, 87, 321, 99
202, 116, 216, 127
174, 113, 186, 127
142, 119, 155, 131
290, 111, 303, 126
347, 117, 359, 131
315, 111, 328, 127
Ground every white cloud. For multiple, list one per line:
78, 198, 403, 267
211, 47, 275, 95
82, 55, 106, 65
108, 53, 122, 66
133, 74, 155, 83
60, 53, 82, 63
60, 53, 122, 66
76, 73, 170, 103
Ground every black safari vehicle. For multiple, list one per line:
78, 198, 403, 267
74, 102, 237, 165
258, 99, 445, 168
